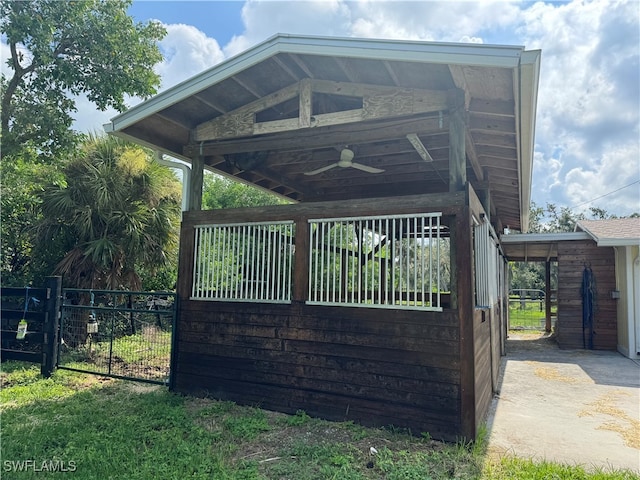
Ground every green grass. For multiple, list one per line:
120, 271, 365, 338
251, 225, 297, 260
58, 328, 171, 380
1, 361, 637, 479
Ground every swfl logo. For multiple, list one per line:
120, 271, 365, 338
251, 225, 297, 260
3, 459, 77, 472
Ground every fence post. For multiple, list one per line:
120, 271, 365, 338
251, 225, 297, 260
42, 276, 62, 377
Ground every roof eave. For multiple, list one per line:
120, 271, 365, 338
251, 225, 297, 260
105, 33, 528, 135
516, 49, 541, 233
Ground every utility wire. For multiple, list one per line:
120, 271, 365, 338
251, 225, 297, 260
568, 179, 640, 210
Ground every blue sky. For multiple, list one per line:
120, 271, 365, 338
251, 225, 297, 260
8, 0, 639, 218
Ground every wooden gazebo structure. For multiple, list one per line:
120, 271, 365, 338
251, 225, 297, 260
105, 34, 540, 440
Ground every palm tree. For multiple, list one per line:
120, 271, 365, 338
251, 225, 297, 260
38, 134, 181, 290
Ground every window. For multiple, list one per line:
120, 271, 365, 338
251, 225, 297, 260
474, 219, 499, 307
308, 213, 446, 310
191, 221, 294, 303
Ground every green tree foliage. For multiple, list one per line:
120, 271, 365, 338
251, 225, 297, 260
0, 0, 165, 161
0, 152, 66, 285
202, 174, 286, 210
37, 135, 181, 290
0, 0, 166, 286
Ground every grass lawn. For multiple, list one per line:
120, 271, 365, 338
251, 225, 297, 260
1, 361, 637, 479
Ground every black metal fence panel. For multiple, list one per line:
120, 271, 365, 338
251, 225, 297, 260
0, 277, 61, 377
58, 289, 176, 385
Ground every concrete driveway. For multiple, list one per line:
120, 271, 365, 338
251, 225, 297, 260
486, 334, 640, 473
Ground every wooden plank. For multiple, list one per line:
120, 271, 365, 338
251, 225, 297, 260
182, 192, 465, 227
176, 353, 460, 407
178, 341, 461, 384
174, 372, 460, 441
187, 114, 448, 157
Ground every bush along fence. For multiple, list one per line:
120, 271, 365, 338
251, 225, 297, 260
0, 276, 62, 377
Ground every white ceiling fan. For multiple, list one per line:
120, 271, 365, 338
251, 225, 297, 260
304, 147, 385, 176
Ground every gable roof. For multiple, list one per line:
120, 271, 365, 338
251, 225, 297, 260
576, 218, 640, 246
104, 33, 540, 231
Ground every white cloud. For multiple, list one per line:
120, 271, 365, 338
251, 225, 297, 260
157, 23, 226, 90
7, 0, 638, 216
518, 0, 640, 216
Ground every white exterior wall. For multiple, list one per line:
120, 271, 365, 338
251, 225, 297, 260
616, 245, 640, 359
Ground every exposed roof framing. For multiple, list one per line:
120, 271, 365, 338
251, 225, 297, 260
105, 34, 540, 231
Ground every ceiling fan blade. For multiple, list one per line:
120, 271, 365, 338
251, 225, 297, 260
304, 163, 339, 176
350, 162, 385, 174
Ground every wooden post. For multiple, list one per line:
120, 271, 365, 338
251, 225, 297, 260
188, 151, 204, 211
293, 218, 309, 303
42, 276, 62, 378
449, 89, 466, 192
452, 207, 476, 440
545, 260, 552, 333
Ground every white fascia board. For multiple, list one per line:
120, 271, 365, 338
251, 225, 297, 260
500, 232, 591, 243
595, 238, 640, 247
274, 34, 525, 68
516, 49, 542, 233
106, 33, 527, 133
105, 128, 193, 163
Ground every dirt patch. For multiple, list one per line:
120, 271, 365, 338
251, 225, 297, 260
579, 390, 640, 450
524, 361, 589, 384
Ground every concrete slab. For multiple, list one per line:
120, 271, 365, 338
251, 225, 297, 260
486, 334, 640, 473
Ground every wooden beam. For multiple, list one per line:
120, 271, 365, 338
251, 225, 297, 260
185, 114, 448, 157
449, 89, 466, 192
195, 79, 449, 142
298, 78, 312, 128
447, 65, 471, 110
465, 130, 483, 182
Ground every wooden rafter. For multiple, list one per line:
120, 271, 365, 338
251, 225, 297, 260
194, 79, 449, 142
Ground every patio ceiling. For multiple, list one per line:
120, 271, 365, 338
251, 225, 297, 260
105, 34, 540, 232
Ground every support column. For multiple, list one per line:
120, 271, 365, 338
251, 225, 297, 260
545, 260, 552, 332
188, 151, 204, 211
449, 89, 466, 192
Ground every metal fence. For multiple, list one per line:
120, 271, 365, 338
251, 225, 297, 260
508, 288, 554, 331
308, 212, 445, 310
58, 289, 176, 385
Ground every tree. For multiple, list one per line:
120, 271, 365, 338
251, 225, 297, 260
37, 135, 181, 290
1, 0, 165, 161
0, 152, 66, 286
202, 174, 286, 210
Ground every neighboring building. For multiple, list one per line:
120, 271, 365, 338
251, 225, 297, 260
576, 218, 640, 359
501, 217, 640, 359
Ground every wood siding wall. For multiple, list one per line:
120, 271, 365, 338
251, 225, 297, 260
175, 302, 462, 441
557, 241, 617, 350
473, 305, 501, 432
173, 188, 505, 441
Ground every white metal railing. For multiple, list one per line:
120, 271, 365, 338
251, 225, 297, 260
191, 221, 294, 302
308, 213, 444, 310
474, 219, 499, 307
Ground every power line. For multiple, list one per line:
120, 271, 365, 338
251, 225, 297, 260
568, 179, 640, 210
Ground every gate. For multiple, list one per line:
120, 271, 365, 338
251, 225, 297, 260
58, 289, 176, 385
508, 288, 555, 331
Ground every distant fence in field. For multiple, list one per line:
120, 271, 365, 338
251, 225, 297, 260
508, 289, 555, 331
